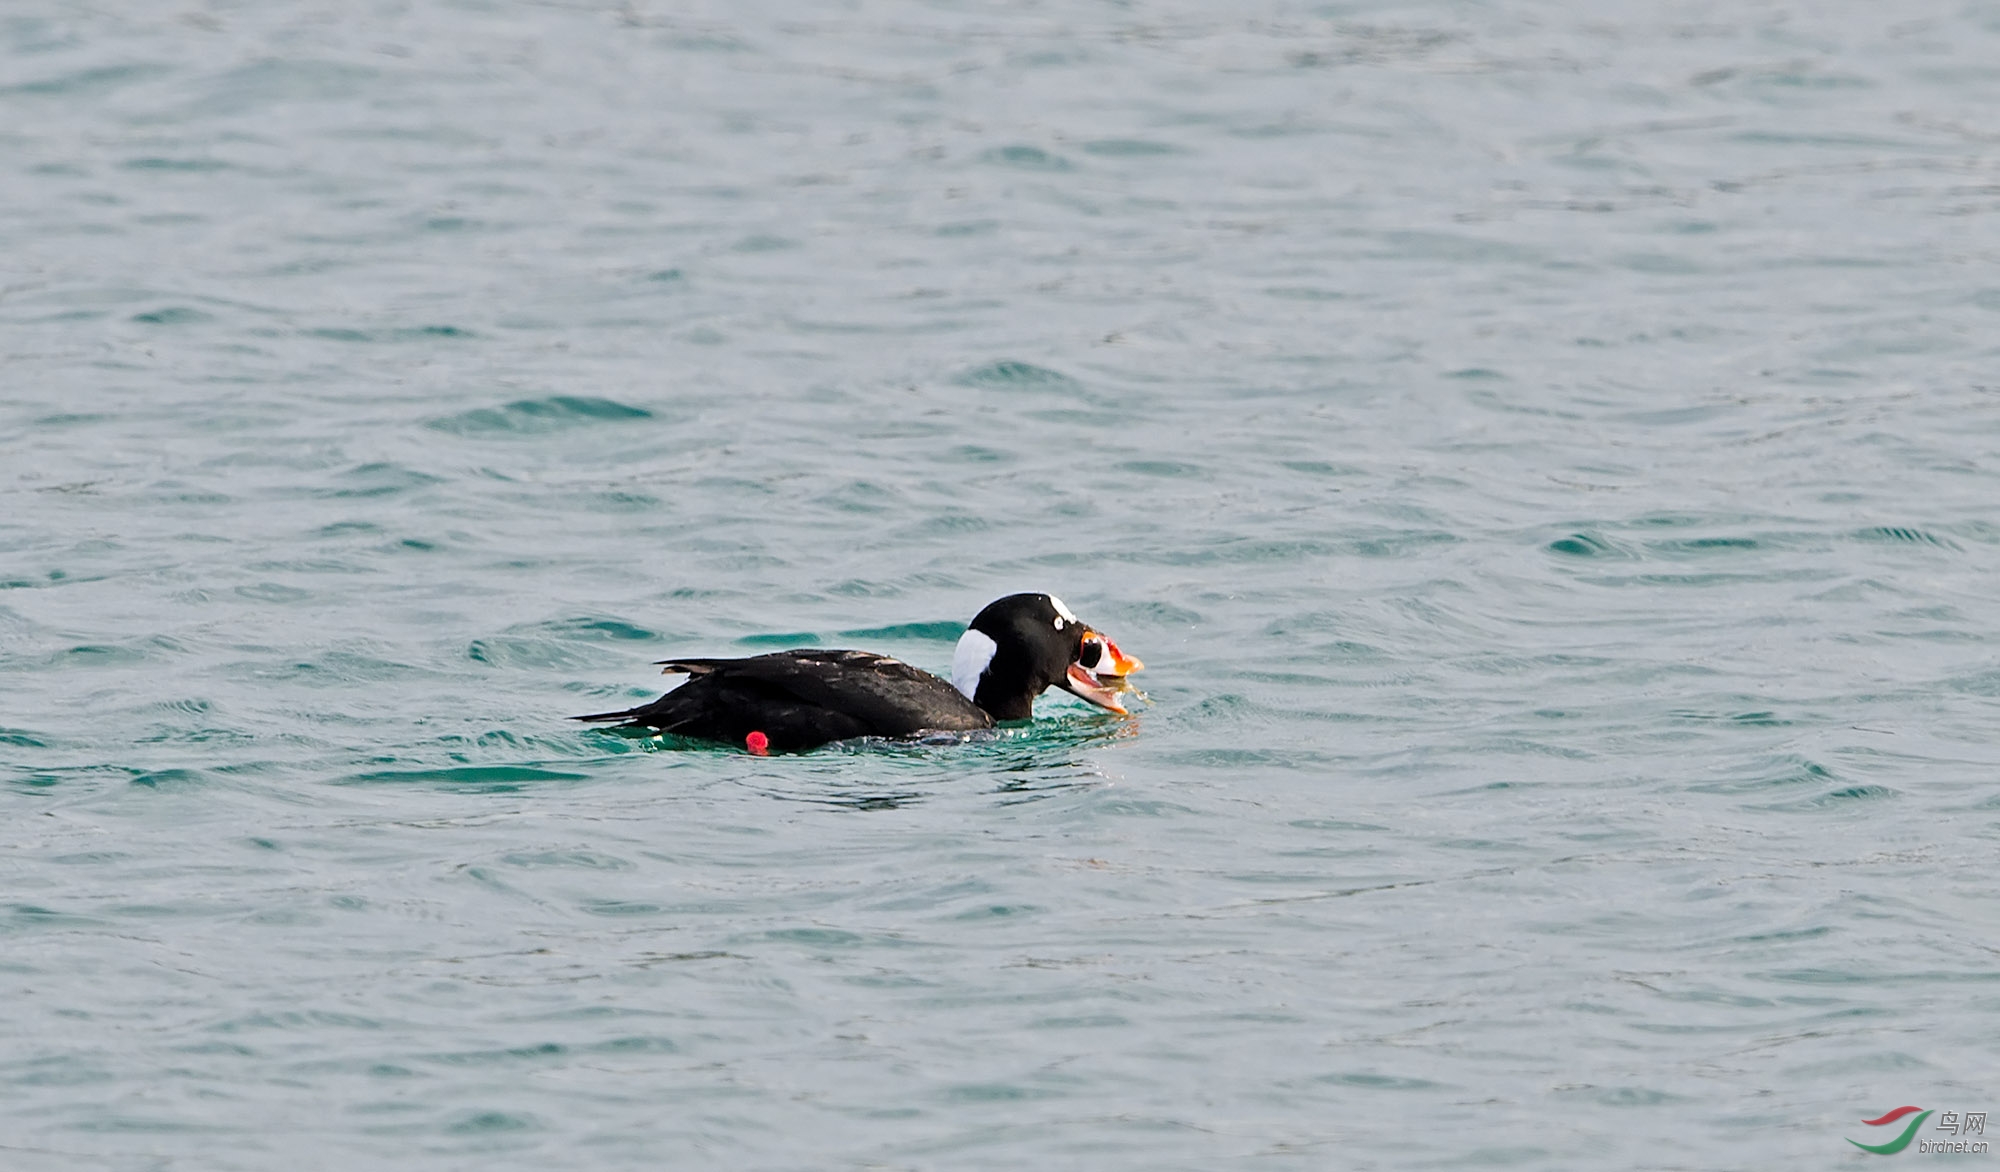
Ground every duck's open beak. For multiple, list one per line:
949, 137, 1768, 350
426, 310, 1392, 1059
1061, 633, 1145, 715
1097, 636, 1144, 679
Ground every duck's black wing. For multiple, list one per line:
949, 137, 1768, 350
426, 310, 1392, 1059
574, 649, 992, 752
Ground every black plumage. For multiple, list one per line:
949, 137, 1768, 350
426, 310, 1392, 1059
573, 593, 1141, 753
575, 649, 990, 753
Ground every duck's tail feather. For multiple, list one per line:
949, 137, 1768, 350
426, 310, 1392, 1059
574, 660, 713, 725
572, 702, 697, 731
573, 705, 646, 724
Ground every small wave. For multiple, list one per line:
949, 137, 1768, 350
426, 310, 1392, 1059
426, 396, 653, 437
954, 360, 1083, 391
1853, 526, 1959, 550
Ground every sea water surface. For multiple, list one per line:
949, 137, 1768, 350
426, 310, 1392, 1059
5, 1, 2000, 1168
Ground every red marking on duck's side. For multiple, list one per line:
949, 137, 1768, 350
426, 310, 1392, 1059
745, 731, 770, 756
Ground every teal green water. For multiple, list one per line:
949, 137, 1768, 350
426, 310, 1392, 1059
5, 3, 1999, 1168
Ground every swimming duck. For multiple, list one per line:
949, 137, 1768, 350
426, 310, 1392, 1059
574, 593, 1143, 753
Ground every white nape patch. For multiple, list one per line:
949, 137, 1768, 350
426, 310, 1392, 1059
951, 628, 999, 701
1047, 594, 1078, 624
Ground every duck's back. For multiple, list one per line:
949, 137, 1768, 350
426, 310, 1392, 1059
575, 649, 992, 751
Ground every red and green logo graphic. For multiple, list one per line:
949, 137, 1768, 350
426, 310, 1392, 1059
1848, 1105, 1988, 1155
1850, 1106, 1931, 1155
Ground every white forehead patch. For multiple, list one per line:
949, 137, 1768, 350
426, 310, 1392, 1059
1047, 594, 1078, 624
951, 628, 999, 702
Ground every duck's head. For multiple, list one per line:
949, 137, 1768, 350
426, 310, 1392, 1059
950, 593, 1145, 722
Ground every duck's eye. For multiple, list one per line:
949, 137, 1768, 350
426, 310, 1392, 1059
1077, 638, 1102, 670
